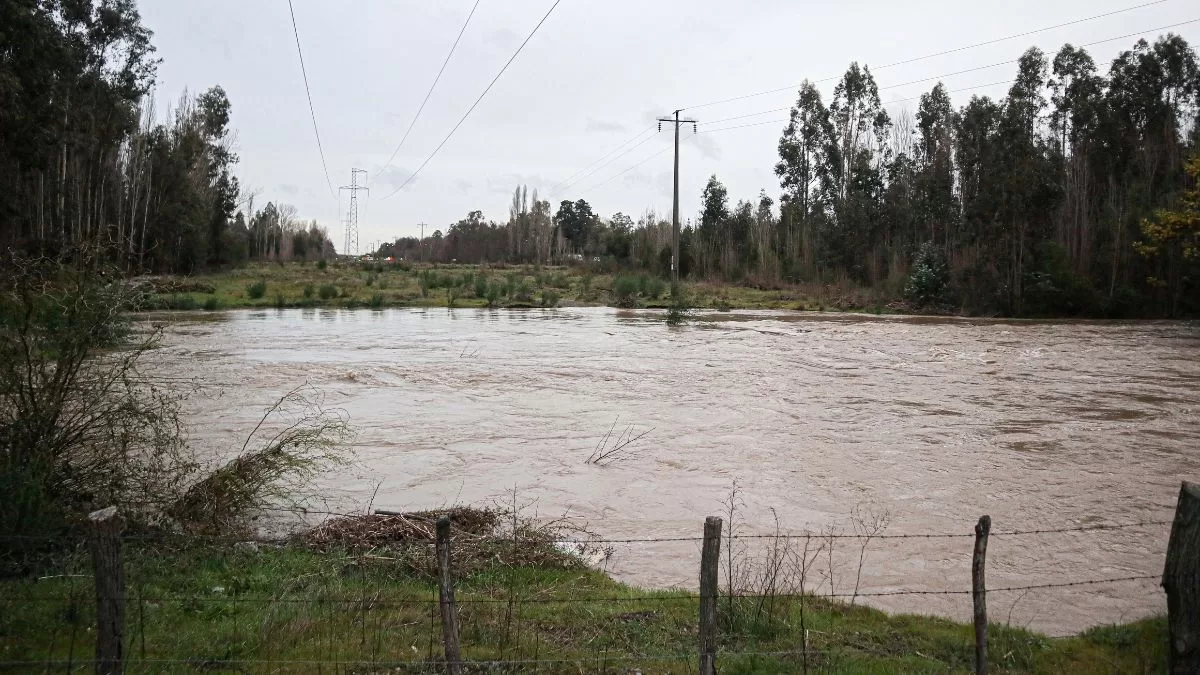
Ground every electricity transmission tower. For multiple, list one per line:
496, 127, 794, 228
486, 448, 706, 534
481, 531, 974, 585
657, 110, 696, 284
340, 168, 368, 257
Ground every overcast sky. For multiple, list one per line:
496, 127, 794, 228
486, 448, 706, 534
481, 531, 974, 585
139, 0, 1198, 251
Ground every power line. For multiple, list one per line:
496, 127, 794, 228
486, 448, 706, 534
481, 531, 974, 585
380, 0, 565, 201
577, 15, 1199, 198
555, 131, 659, 193
286, 0, 336, 200
551, 125, 655, 194
578, 142, 675, 193
687, 15, 1198, 137
700, 79, 1017, 135
681, 0, 1172, 111
376, 0, 482, 182
559, 2, 1179, 202
880, 17, 1199, 93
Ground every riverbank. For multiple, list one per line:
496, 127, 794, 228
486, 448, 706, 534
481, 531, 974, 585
0, 511, 1166, 673
136, 261, 902, 314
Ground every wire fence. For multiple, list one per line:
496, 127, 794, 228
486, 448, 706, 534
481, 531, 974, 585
0, 508, 1175, 674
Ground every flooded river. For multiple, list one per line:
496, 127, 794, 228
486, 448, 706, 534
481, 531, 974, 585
154, 307, 1199, 633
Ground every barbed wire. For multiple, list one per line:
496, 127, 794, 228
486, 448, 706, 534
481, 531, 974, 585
0, 518, 1172, 545
11, 574, 1160, 605
0, 651, 832, 668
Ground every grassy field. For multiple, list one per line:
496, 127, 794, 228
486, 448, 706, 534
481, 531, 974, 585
1, 534, 1165, 673
137, 261, 897, 313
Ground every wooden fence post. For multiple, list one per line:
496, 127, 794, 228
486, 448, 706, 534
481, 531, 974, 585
436, 515, 463, 675
1163, 481, 1200, 673
88, 506, 124, 675
972, 515, 991, 675
699, 516, 722, 675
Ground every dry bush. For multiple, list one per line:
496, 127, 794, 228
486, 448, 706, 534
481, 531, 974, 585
169, 385, 352, 533
298, 499, 592, 579
717, 479, 891, 641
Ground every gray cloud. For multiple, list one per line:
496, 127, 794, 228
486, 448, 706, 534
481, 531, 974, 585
374, 166, 416, 191
484, 27, 520, 49
691, 133, 722, 161
585, 118, 627, 133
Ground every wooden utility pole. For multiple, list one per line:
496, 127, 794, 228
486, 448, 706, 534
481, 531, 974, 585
1163, 481, 1200, 673
657, 110, 696, 285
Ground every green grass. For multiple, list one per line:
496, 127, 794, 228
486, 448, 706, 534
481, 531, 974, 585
0, 543, 1164, 673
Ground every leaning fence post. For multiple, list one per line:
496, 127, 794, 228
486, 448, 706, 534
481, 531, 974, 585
88, 506, 124, 675
1163, 481, 1200, 673
436, 515, 463, 675
699, 516, 722, 675
972, 515, 991, 675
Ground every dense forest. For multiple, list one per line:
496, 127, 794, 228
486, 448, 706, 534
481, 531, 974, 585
0, 0, 331, 272
393, 36, 1200, 317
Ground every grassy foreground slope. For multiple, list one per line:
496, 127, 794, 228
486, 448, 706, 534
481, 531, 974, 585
1, 538, 1164, 673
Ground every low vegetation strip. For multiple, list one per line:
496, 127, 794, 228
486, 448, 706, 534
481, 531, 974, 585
135, 260, 903, 314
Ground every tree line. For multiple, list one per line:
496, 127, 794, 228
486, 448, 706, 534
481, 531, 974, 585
0, 0, 331, 273
390, 35, 1198, 317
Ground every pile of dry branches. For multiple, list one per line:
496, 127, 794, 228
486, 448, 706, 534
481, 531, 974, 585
298, 505, 591, 579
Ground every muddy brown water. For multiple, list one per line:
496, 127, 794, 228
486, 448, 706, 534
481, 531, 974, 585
151, 307, 1199, 634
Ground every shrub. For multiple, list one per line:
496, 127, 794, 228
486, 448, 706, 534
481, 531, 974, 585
246, 279, 268, 300
202, 296, 220, 311
904, 242, 950, 306
666, 283, 694, 325
318, 259, 328, 271
365, 274, 375, 287
1022, 241, 1098, 316
273, 293, 286, 308
505, 279, 532, 303
303, 284, 314, 299
1, 257, 191, 536
446, 287, 459, 308
369, 293, 384, 309
541, 289, 560, 308
151, 294, 197, 310
318, 284, 338, 300
612, 275, 639, 307
644, 276, 667, 300
474, 275, 488, 298
485, 283, 502, 307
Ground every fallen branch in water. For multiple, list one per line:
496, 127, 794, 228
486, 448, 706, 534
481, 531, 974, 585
585, 416, 654, 466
